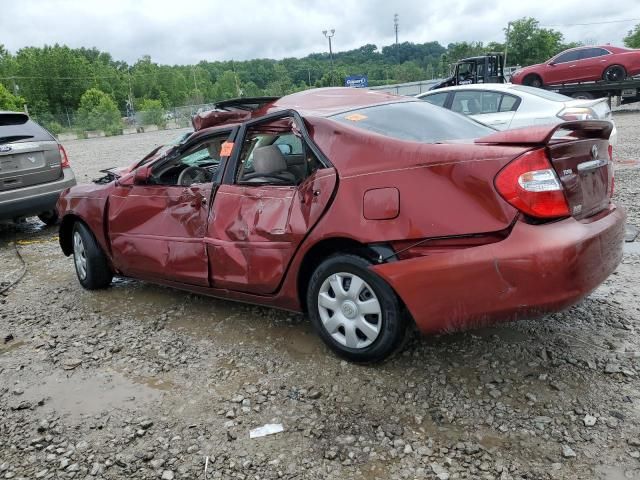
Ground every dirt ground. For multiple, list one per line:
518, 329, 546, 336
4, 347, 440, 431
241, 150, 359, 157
1, 114, 639, 480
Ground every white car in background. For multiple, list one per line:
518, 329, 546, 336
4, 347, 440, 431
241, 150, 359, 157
416, 83, 617, 145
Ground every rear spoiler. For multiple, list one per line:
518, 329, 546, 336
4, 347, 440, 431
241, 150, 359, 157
475, 120, 613, 145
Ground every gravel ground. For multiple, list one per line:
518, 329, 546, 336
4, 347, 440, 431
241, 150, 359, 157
1, 115, 639, 480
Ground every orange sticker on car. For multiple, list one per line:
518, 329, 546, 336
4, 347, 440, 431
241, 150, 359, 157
345, 113, 368, 122
220, 142, 234, 157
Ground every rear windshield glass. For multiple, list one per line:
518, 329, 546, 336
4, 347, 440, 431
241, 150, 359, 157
509, 85, 571, 102
330, 101, 493, 142
0, 116, 55, 143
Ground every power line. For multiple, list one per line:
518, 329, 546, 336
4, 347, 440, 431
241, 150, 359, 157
541, 17, 640, 27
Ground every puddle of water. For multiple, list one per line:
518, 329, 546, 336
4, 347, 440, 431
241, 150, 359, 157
623, 242, 640, 255
168, 311, 324, 360
21, 369, 162, 422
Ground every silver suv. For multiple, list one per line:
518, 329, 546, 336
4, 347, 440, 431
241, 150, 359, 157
0, 111, 76, 224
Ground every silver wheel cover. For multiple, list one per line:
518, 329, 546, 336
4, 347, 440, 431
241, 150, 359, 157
73, 231, 88, 280
317, 272, 382, 349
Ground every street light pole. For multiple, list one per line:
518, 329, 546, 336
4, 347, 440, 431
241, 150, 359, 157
323, 29, 335, 86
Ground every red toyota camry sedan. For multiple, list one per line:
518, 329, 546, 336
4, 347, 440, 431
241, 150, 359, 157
57, 88, 625, 362
511, 45, 640, 87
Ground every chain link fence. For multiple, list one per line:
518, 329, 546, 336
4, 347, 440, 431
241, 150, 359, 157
30, 102, 221, 140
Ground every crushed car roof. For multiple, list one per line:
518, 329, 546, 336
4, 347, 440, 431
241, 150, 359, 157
192, 88, 406, 132
263, 87, 405, 117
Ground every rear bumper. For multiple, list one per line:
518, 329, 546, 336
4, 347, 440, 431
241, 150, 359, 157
372, 206, 626, 334
0, 167, 76, 221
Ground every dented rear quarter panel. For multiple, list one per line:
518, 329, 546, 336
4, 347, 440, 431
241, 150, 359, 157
304, 116, 521, 242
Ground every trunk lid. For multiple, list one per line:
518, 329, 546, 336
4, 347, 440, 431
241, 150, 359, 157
562, 98, 612, 121
0, 140, 62, 191
547, 137, 611, 219
477, 120, 613, 220
1, 113, 62, 192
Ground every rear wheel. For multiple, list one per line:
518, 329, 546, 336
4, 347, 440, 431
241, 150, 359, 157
72, 222, 113, 290
523, 74, 543, 88
37, 210, 59, 226
571, 91, 594, 100
306, 254, 407, 363
603, 65, 626, 82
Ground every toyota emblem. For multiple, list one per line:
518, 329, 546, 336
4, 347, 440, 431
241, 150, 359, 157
591, 144, 599, 160
0, 145, 12, 153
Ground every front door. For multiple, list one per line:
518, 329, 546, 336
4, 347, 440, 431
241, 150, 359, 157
547, 49, 583, 84
108, 130, 234, 286
207, 113, 337, 294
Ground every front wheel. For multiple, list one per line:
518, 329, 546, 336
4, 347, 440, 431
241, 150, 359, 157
72, 222, 113, 290
523, 74, 543, 88
306, 254, 407, 363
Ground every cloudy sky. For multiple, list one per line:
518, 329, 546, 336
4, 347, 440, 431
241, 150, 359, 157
2, 0, 639, 64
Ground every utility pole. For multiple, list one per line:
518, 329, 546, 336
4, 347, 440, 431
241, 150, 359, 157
127, 67, 135, 119
323, 29, 335, 86
192, 68, 198, 91
503, 22, 512, 70
394, 14, 399, 64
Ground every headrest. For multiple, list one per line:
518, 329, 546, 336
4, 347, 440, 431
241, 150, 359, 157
253, 145, 287, 174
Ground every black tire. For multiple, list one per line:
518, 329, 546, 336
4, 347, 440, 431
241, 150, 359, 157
306, 254, 407, 363
523, 74, 543, 88
603, 65, 626, 82
571, 91, 594, 100
37, 210, 59, 226
71, 222, 113, 290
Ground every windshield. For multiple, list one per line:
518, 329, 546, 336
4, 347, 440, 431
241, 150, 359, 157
137, 130, 193, 167
330, 100, 493, 143
509, 85, 572, 102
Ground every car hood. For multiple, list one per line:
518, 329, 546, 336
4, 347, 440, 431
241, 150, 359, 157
513, 63, 545, 75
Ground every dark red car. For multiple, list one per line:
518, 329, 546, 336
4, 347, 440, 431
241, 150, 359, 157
511, 45, 640, 87
57, 88, 625, 362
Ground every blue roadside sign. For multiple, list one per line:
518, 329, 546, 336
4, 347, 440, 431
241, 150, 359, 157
345, 75, 368, 88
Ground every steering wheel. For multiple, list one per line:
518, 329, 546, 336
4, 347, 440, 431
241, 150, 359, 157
177, 166, 209, 186
242, 172, 293, 184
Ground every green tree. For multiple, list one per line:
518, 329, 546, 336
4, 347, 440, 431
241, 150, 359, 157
624, 24, 640, 48
505, 17, 571, 66
77, 88, 121, 135
138, 98, 165, 128
0, 83, 25, 110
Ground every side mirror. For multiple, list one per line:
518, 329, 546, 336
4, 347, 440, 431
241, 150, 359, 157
548, 62, 555, 67
134, 166, 152, 185
277, 144, 293, 155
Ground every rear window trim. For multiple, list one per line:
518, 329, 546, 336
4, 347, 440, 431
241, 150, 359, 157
0, 118, 56, 143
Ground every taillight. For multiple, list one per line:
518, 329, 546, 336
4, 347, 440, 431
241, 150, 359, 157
608, 144, 614, 198
59, 144, 70, 168
495, 148, 569, 218
557, 107, 596, 121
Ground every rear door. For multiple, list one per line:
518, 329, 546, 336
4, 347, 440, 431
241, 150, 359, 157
450, 90, 519, 129
575, 48, 610, 81
0, 114, 61, 192
208, 111, 337, 294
